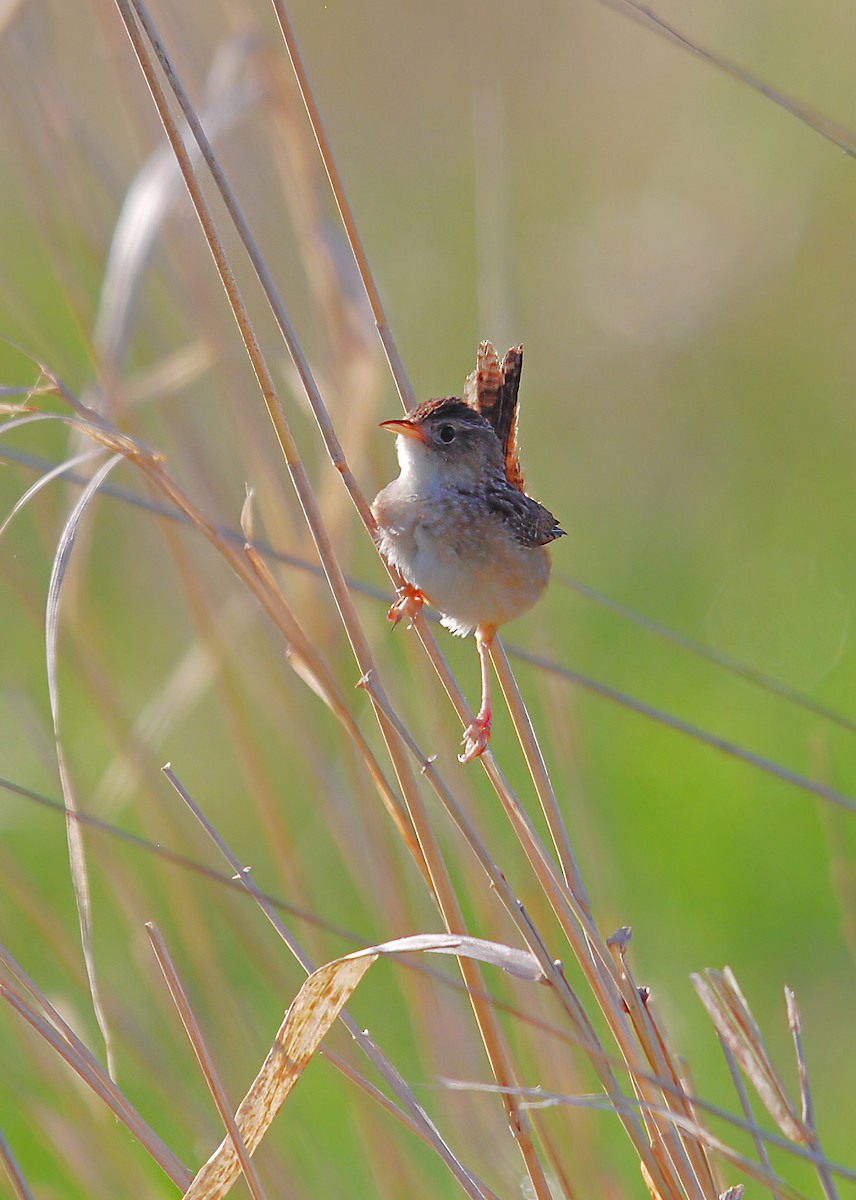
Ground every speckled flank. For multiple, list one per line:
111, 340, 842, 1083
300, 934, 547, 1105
373, 468, 553, 635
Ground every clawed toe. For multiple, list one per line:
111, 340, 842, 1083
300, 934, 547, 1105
458, 711, 492, 764
388, 584, 426, 628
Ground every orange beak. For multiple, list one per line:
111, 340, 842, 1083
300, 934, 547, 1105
379, 417, 427, 442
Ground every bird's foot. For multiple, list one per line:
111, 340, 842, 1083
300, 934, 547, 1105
459, 708, 492, 764
388, 584, 426, 628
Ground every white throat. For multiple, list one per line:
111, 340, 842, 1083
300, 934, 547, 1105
395, 435, 445, 495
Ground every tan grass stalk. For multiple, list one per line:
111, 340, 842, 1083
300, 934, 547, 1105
146, 923, 269, 1200
718, 1037, 782, 1200
241, 540, 427, 877
268, 0, 417, 411
358, 672, 691, 1192
407, 629, 704, 1171
0, 1130, 36, 1200
489, 639, 586, 904
0, 954, 191, 1189
111, 7, 559, 1195
785, 989, 839, 1200
161, 764, 494, 1200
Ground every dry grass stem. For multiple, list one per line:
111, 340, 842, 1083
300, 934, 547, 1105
2, 1, 852, 1196
0, 1131, 35, 1200
785, 989, 840, 1200
108, 8, 563, 1195
160, 765, 492, 1199
0, 963, 191, 1190
692, 971, 803, 1142
146, 923, 269, 1200
268, 0, 417, 411
182, 935, 539, 1199
718, 1037, 782, 1200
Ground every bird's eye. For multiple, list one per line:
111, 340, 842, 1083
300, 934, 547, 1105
438, 424, 456, 444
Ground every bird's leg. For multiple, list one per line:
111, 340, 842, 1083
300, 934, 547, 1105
459, 624, 496, 763
388, 582, 426, 628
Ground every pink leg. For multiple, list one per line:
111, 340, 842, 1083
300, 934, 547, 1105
388, 582, 426, 627
459, 625, 496, 763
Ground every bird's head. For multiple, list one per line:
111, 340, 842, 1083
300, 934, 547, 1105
380, 398, 504, 490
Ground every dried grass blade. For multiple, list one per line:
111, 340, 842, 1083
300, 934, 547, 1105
785, 989, 840, 1200
597, 0, 856, 160
182, 954, 373, 1199
0, 447, 102, 541
147, 924, 268, 1200
45, 452, 124, 1078
184, 934, 549, 1200
161, 766, 492, 1200
268, 0, 416, 409
717, 1035, 782, 1200
348, 933, 546, 983
0, 1130, 35, 1200
692, 972, 802, 1142
0, 974, 190, 1189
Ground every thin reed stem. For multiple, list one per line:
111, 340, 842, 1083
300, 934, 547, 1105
112, 8, 560, 1194
268, 0, 417, 411
490, 638, 588, 908
147, 923, 269, 1200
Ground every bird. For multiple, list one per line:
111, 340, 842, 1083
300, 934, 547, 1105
371, 341, 565, 762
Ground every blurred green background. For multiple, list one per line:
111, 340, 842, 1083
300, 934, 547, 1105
2, 1, 856, 1196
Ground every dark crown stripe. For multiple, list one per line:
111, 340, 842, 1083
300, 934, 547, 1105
410, 397, 490, 425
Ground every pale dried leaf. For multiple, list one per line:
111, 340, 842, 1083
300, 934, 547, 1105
183, 934, 543, 1198
46, 454, 125, 1078
359, 933, 545, 983
183, 955, 372, 1199
0, 449, 102, 541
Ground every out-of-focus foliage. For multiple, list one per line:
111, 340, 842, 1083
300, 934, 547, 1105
2, 1, 856, 1196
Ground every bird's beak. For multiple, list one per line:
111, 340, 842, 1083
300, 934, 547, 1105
379, 417, 427, 442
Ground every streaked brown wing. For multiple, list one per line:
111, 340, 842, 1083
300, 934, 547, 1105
484, 484, 565, 547
465, 341, 525, 491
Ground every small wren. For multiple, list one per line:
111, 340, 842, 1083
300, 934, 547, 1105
372, 341, 564, 762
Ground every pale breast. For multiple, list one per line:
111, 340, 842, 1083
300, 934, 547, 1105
374, 486, 551, 636
371, 480, 421, 579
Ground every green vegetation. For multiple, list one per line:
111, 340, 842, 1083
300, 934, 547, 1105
1, 2, 856, 1197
